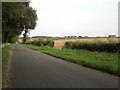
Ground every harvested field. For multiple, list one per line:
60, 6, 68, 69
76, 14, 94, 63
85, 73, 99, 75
54, 39, 77, 48
54, 38, 119, 48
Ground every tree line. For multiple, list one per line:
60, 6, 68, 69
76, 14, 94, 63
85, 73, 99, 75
2, 2, 37, 43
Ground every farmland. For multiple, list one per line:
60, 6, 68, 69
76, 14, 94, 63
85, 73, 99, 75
54, 37, 119, 48
23, 37, 119, 75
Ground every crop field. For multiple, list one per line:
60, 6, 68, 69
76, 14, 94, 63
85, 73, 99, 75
54, 37, 119, 48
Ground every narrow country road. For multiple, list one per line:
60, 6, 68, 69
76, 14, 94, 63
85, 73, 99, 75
10, 44, 118, 88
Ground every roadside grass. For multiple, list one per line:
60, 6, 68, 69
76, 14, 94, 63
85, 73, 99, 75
0, 48, 2, 73
2, 45, 14, 74
24, 44, 119, 76
2, 44, 14, 88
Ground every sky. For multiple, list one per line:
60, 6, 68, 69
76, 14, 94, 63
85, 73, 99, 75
28, 0, 119, 37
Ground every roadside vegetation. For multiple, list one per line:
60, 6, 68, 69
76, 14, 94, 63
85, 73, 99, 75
23, 44, 119, 76
2, 45, 14, 74
2, 44, 14, 88
25, 38, 54, 47
63, 41, 120, 53
2, 2, 37, 44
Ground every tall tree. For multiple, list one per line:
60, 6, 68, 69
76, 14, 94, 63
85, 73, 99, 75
2, 2, 37, 43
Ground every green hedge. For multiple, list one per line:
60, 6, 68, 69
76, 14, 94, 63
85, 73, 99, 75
64, 42, 120, 53
25, 39, 54, 47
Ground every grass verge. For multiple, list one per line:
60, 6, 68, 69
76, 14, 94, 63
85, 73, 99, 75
24, 44, 119, 76
2, 44, 14, 88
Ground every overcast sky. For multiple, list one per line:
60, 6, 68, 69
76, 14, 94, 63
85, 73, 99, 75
28, 0, 119, 37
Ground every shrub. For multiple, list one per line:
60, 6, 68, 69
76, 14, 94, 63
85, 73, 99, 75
27, 39, 54, 47
64, 42, 120, 53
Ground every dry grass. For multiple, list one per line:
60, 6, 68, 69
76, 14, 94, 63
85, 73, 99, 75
54, 38, 119, 48
54, 39, 77, 48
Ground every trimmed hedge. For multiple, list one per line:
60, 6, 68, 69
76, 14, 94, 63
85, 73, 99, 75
64, 42, 120, 53
25, 39, 54, 47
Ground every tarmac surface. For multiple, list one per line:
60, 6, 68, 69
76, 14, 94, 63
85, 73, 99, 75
11, 44, 118, 88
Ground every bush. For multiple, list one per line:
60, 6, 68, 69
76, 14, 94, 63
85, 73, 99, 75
27, 39, 54, 47
63, 42, 120, 53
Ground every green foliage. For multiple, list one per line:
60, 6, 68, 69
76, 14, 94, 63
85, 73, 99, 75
63, 42, 120, 53
7, 33, 19, 43
25, 38, 54, 47
2, 2, 38, 43
10, 35, 19, 43
2, 45, 14, 73
24, 44, 119, 76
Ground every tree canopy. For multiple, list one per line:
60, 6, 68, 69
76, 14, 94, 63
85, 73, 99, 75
2, 2, 37, 43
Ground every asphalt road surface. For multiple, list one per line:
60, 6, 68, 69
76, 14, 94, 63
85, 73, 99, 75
10, 44, 118, 88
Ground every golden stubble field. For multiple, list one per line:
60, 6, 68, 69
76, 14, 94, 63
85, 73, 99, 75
54, 38, 119, 48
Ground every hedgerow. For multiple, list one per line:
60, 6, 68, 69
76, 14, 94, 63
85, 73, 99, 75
63, 42, 120, 53
24, 38, 54, 47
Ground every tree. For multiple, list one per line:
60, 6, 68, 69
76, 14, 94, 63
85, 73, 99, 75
2, 2, 37, 43
22, 6, 37, 42
78, 36, 82, 38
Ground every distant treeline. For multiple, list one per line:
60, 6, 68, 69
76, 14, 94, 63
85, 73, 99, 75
28, 35, 118, 40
